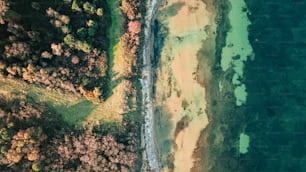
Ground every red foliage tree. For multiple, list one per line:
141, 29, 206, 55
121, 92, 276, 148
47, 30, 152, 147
128, 21, 141, 34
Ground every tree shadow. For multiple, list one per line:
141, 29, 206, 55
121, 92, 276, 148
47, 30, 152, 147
104, 0, 125, 100
51, 100, 95, 126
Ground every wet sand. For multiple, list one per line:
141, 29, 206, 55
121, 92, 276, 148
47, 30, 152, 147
155, 0, 216, 171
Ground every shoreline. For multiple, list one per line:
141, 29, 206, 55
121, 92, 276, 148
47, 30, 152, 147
140, 0, 162, 171
153, 0, 217, 171
194, 0, 253, 171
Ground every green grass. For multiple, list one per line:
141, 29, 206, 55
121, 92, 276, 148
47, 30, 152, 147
53, 100, 95, 126
0, 78, 96, 126
107, 0, 124, 49
105, 0, 125, 97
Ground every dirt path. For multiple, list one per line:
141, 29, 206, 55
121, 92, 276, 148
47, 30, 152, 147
141, 0, 161, 171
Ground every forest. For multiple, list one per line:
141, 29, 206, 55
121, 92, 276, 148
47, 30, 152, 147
0, 0, 113, 102
0, 0, 144, 171
0, 93, 139, 171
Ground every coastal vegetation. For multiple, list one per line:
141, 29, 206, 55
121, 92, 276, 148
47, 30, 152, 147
0, 0, 144, 171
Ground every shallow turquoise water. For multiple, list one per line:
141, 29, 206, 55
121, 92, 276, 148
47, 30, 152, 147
220, 0, 253, 106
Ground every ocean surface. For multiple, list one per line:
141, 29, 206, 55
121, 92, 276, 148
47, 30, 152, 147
149, 0, 306, 171
241, 0, 306, 171
207, 0, 306, 171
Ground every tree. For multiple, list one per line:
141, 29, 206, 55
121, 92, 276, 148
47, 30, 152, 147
32, 162, 42, 172
4, 42, 30, 59
0, 0, 8, 15
71, 0, 81, 11
64, 34, 75, 48
77, 27, 87, 41
0, 128, 9, 144
51, 43, 63, 56
60, 15, 70, 24
128, 21, 141, 34
0, 0, 9, 24
86, 19, 97, 28
76, 41, 91, 53
83, 2, 96, 14
71, 56, 80, 64
96, 8, 103, 16
87, 20, 97, 37
5, 127, 47, 164
88, 27, 96, 37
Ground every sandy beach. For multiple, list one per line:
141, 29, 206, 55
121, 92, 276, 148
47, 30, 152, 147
155, 0, 216, 171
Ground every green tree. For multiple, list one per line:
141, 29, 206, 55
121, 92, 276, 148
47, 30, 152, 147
96, 8, 103, 16
88, 27, 96, 37
0, 128, 9, 144
63, 0, 71, 4
64, 34, 75, 48
77, 27, 87, 41
71, 0, 81, 11
32, 162, 42, 172
76, 41, 91, 53
86, 19, 97, 28
83, 2, 96, 14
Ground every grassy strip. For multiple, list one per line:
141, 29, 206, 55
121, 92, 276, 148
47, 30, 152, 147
0, 78, 93, 126
107, 0, 124, 49
105, 0, 125, 96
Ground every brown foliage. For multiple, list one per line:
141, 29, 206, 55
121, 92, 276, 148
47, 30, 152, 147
4, 42, 30, 59
128, 21, 141, 34
6, 127, 47, 164
0, 95, 140, 171
79, 86, 101, 102
0, 1, 109, 101
0, 0, 8, 24
41, 51, 52, 59
51, 43, 63, 56
71, 56, 80, 64
121, 0, 140, 20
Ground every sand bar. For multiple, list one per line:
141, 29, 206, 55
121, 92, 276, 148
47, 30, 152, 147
155, 0, 215, 171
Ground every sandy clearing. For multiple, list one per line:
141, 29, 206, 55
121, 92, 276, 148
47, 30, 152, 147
112, 40, 126, 80
155, 0, 214, 171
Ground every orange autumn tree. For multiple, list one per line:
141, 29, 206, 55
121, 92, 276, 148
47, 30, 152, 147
6, 127, 47, 164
